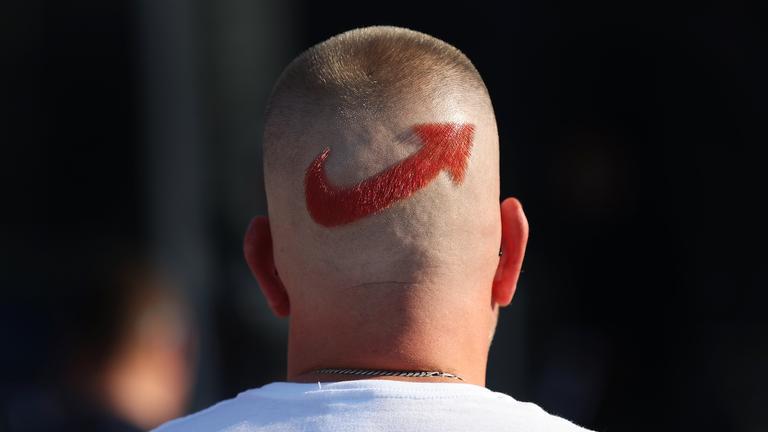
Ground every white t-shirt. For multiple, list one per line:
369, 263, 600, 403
153, 380, 593, 432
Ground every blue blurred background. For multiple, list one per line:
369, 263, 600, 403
2, 1, 767, 431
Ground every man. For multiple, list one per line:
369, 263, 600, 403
155, 26, 592, 431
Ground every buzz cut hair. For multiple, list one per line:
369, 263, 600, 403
259, 26, 500, 291
264, 26, 489, 133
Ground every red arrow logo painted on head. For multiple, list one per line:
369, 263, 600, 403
304, 122, 475, 227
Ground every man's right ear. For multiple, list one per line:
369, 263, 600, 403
244, 216, 290, 317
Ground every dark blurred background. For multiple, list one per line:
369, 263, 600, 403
2, 1, 767, 431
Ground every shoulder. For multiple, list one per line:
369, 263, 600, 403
152, 383, 295, 432
484, 391, 595, 432
151, 394, 249, 432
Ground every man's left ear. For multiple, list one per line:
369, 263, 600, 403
492, 197, 529, 307
243, 216, 290, 317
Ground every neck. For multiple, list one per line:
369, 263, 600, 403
285, 287, 494, 386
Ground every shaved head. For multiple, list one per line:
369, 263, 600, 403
263, 26, 501, 311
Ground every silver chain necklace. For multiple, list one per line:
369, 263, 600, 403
314, 368, 464, 381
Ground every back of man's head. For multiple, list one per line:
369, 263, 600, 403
262, 27, 501, 304
153, 27, 593, 432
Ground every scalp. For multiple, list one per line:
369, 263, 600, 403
262, 27, 501, 299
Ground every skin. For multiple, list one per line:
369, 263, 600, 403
245, 47, 528, 386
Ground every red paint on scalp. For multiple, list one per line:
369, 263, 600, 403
304, 122, 475, 227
